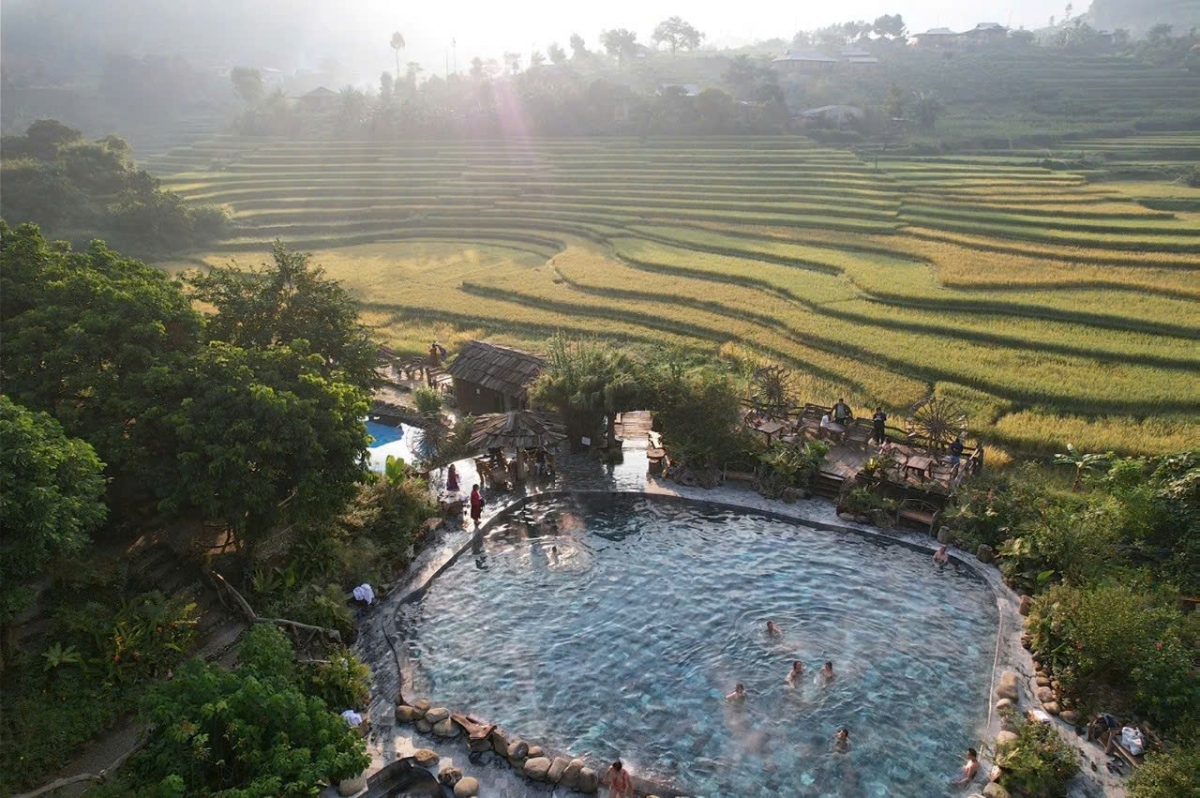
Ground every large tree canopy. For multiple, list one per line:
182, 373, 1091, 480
652, 17, 704, 54
0, 221, 203, 507
0, 396, 106, 623
161, 341, 370, 549
187, 244, 379, 392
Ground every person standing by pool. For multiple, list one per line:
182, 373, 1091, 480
951, 748, 980, 786
604, 760, 633, 798
726, 683, 748, 704
469, 484, 484, 528
872, 407, 888, 445
446, 463, 460, 493
786, 660, 805, 686
833, 727, 850, 753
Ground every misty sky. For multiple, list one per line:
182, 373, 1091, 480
2, 0, 1074, 81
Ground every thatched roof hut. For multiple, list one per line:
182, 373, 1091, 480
447, 341, 543, 415
468, 410, 565, 451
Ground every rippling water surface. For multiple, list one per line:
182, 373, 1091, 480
400, 495, 997, 797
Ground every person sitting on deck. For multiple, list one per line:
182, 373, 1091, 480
948, 437, 965, 465
872, 407, 888, 445
833, 398, 853, 427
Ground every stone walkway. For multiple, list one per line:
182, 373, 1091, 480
341, 430, 1124, 798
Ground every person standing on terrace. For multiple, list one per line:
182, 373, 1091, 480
469, 484, 484, 528
872, 407, 888, 445
833, 398, 853, 427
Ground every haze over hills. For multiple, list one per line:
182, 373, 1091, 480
1086, 0, 1200, 33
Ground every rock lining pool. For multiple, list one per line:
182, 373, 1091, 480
399, 494, 999, 797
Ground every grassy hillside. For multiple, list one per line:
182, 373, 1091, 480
152, 134, 1200, 457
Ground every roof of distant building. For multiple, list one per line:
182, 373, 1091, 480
772, 50, 839, 63
918, 27, 959, 36
302, 86, 338, 98
658, 83, 702, 96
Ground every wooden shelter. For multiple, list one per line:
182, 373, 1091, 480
468, 410, 565, 452
447, 341, 543, 415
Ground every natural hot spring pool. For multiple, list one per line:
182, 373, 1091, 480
399, 495, 998, 797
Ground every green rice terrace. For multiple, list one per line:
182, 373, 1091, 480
152, 134, 1200, 457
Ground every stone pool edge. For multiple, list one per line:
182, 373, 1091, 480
356, 482, 1116, 797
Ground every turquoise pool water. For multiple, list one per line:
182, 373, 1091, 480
366, 421, 423, 471
400, 495, 997, 797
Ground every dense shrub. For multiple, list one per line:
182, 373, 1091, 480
649, 366, 755, 472
1027, 583, 1199, 735
943, 465, 1054, 551
757, 439, 830, 498
1128, 747, 1200, 798
995, 716, 1080, 797
305, 648, 372, 711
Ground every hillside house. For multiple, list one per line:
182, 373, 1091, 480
839, 47, 879, 65
297, 86, 338, 111
447, 341, 543, 416
796, 104, 866, 128
961, 22, 1008, 44
771, 50, 839, 71
914, 28, 960, 48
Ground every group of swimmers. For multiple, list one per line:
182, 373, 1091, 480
719, 620, 981, 787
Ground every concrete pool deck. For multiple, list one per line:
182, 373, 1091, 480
340, 433, 1123, 798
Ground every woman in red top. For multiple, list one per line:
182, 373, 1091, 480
469, 484, 484, 527
605, 760, 633, 798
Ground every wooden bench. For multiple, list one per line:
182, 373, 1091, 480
896, 498, 941, 535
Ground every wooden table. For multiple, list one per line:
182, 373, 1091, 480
905, 454, 935, 481
754, 419, 788, 445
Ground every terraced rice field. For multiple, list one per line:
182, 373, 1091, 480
151, 135, 1200, 456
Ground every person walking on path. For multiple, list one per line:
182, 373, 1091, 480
469, 484, 484, 528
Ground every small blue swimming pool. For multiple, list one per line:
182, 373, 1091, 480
366, 421, 423, 471
400, 495, 998, 797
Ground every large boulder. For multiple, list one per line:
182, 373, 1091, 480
415, 719, 433, 734
396, 704, 422, 723
433, 717, 457, 737
1036, 686, 1055, 704
577, 766, 599, 793
994, 698, 1013, 713
561, 758, 585, 789
468, 736, 493, 753
412, 749, 440, 768
1061, 710, 1081, 725
453, 776, 480, 798
524, 756, 552, 781
412, 698, 432, 714
1043, 701, 1060, 715
977, 544, 994, 563
547, 756, 570, 783
337, 775, 367, 796
996, 671, 1018, 701
489, 728, 509, 755
983, 782, 1010, 798
507, 740, 529, 763
1018, 595, 1033, 616
425, 707, 451, 723
526, 745, 544, 759
995, 730, 1018, 748
437, 766, 463, 787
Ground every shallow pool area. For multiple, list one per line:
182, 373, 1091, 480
366, 421, 423, 471
399, 494, 999, 797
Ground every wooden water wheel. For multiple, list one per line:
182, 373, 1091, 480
906, 396, 968, 452
747, 365, 796, 420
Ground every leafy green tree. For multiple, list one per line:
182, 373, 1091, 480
0, 222, 203, 508
186, 243, 379, 392
230, 66, 264, 105
569, 33, 588, 59
652, 17, 704, 54
0, 397, 106, 662
125, 625, 369, 796
1129, 748, 1200, 798
1053, 443, 1113, 491
531, 337, 637, 451
547, 42, 567, 64
913, 91, 943, 130
160, 342, 370, 555
600, 29, 639, 69
391, 31, 406, 77
872, 14, 907, 42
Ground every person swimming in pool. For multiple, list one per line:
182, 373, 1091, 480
766, 620, 782, 638
951, 748, 980, 786
818, 661, 835, 684
833, 727, 850, 753
725, 683, 747, 704
786, 660, 805, 686
934, 545, 950, 567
